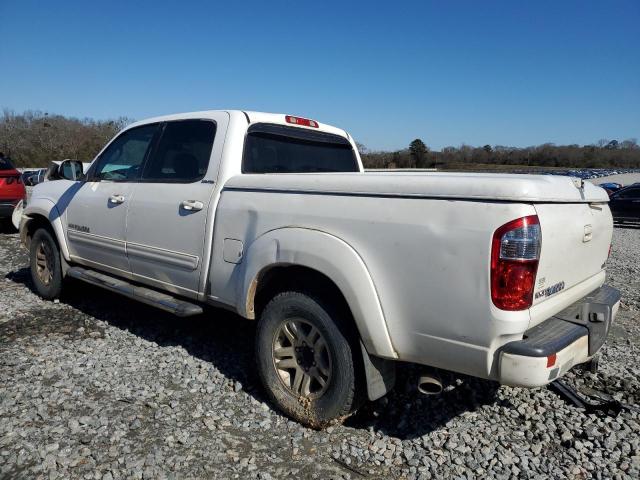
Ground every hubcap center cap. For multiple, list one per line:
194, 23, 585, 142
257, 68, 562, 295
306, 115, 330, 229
295, 344, 315, 370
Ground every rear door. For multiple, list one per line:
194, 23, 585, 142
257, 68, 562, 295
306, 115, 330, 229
65, 124, 158, 274
125, 114, 228, 297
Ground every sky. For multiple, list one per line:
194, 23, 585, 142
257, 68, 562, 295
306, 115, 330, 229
1, 0, 638, 151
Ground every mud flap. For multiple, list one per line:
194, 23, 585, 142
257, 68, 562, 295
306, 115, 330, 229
360, 341, 396, 401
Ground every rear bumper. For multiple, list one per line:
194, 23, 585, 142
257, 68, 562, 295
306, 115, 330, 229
0, 201, 19, 218
498, 284, 621, 387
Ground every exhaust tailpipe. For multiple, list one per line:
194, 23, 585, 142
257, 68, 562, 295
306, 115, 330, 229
417, 374, 443, 395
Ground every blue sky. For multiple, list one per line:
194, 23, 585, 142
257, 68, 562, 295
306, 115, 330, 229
1, 0, 638, 151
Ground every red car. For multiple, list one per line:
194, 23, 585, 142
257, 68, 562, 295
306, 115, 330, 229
0, 154, 26, 222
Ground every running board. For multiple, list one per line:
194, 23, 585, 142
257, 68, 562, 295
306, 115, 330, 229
66, 267, 203, 317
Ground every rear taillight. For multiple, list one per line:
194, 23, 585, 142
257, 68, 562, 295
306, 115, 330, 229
1, 175, 20, 185
491, 215, 541, 311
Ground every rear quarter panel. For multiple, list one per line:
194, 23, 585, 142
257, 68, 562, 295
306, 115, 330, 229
209, 188, 536, 378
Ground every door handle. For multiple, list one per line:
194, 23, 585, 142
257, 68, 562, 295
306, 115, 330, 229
109, 194, 125, 204
181, 200, 204, 211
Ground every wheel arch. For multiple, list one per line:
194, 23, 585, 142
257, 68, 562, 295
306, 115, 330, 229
21, 199, 70, 261
239, 227, 397, 359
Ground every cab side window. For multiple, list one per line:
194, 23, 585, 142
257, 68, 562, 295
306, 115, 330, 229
142, 120, 216, 183
92, 124, 158, 182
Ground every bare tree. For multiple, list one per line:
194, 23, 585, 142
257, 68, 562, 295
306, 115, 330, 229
0, 109, 132, 167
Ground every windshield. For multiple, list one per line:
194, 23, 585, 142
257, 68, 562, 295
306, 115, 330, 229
0, 157, 15, 171
242, 123, 359, 173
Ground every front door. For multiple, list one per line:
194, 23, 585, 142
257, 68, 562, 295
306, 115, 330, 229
125, 115, 226, 296
65, 124, 159, 274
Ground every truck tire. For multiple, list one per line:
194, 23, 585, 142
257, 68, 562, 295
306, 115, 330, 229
255, 291, 358, 428
30, 227, 63, 300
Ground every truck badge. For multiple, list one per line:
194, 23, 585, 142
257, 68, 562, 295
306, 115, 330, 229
534, 281, 565, 300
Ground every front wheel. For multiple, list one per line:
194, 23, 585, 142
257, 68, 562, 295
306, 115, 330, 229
29, 227, 63, 300
255, 291, 358, 428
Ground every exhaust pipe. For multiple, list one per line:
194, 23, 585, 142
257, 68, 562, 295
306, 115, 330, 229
417, 374, 443, 395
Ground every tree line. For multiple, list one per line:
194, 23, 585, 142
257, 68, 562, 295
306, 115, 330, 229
0, 109, 130, 168
359, 138, 640, 170
1, 109, 638, 170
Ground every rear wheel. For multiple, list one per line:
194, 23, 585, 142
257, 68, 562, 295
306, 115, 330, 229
255, 291, 358, 428
30, 227, 63, 299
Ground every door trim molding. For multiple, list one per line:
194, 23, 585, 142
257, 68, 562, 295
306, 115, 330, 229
67, 230, 125, 254
126, 241, 199, 271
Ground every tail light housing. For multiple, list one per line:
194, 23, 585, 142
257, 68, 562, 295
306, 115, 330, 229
0, 174, 21, 185
285, 115, 319, 128
491, 215, 541, 310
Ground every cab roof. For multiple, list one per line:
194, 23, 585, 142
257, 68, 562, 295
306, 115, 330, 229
126, 110, 351, 140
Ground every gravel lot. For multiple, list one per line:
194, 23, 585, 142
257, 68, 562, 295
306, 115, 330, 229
1, 223, 639, 479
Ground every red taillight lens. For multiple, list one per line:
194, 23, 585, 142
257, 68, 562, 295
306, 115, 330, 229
491, 215, 541, 311
0, 175, 20, 185
285, 115, 319, 128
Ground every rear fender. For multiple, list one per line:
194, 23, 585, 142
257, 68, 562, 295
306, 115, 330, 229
240, 227, 397, 359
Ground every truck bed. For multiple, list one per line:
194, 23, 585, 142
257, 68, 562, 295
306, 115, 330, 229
224, 171, 609, 203
211, 171, 611, 380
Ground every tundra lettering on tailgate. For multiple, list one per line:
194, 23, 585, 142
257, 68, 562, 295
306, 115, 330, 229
534, 281, 565, 300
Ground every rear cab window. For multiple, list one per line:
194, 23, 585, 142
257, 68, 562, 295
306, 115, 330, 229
0, 157, 15, 171
242, 124, 359, 173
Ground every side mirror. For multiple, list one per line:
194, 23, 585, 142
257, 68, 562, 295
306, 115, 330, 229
58, 160, 84, 181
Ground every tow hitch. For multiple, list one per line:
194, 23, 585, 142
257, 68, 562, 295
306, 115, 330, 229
549, 379, 623, 417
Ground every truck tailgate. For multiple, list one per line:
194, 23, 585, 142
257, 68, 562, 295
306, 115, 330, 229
530, 202, 612, 326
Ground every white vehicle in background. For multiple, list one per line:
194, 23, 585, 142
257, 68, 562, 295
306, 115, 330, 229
19, 110, 620, 427
12, 162, 90, 229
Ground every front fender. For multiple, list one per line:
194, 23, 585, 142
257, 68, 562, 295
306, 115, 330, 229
240, 227, 397, 359
22, 198, 70, 261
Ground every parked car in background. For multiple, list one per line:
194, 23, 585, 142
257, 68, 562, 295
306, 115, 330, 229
0, 155, 27, 224
608, 185, 640, 222
23, 169, 47, 186
21, 170, 37, 183
598, 182, 623, 195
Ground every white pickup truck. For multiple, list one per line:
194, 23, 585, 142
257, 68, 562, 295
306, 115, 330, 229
20, 110, 620, 427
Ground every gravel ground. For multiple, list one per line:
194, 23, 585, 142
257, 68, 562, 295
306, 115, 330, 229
0, 223, 639, 479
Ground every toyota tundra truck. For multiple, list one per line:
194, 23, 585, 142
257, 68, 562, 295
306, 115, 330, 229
19, 110, 621, 427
